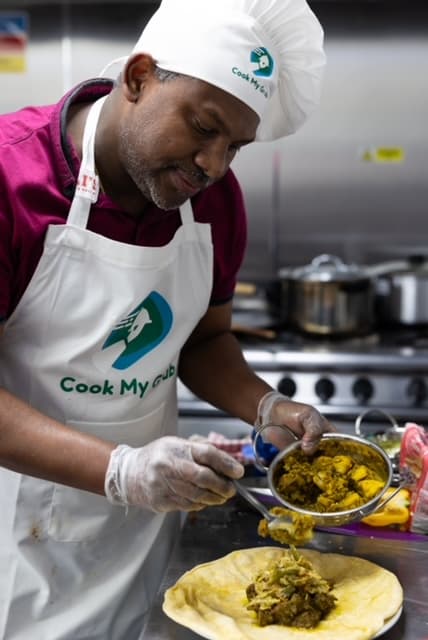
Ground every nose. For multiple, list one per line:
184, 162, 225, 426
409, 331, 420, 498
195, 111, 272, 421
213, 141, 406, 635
194, 139, 231, 182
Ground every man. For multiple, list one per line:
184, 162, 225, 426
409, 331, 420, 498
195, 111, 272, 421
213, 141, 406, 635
0, 0, 332, 637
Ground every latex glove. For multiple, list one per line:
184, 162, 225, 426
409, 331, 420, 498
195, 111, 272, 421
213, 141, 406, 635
105, 436, 244, 512
255, 390, 336, 454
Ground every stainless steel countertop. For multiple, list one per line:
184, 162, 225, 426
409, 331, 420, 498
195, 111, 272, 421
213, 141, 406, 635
144, 497, 428, 640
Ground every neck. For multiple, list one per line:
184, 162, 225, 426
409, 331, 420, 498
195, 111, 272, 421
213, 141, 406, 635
66, 102, 91, 163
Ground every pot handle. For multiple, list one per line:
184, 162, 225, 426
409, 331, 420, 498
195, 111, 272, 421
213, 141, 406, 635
355, 408, 403, 435
369, 481, 408, 515
252, 424, 300, 472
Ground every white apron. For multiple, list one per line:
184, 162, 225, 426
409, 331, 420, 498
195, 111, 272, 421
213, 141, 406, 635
0, 96, 213, 640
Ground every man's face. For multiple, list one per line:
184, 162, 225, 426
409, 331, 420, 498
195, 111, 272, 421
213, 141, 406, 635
117, 73, 259, 210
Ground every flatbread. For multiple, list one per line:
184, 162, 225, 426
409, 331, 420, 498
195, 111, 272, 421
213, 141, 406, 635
163, 546, 403, 640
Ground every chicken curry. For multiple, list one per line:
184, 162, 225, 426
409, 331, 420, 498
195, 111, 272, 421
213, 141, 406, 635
273, 439, 388, 513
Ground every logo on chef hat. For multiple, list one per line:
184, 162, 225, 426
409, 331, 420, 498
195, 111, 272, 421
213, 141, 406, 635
95, 291, 173, 371
250, 47, 274, 78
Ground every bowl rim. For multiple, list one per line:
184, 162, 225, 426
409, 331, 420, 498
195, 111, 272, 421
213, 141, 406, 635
267, 432, 393, 519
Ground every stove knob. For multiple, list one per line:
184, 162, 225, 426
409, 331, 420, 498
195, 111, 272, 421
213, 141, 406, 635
277, 376, 297, 398
406, 377, 427, 406
352, 377, 374, 403
315, 378, 335, 403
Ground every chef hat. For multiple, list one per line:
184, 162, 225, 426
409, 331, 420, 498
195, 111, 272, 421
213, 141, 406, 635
130, 0, 326, 141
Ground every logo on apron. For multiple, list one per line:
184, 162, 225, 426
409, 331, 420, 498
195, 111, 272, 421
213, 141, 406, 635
96, 291, 173, 370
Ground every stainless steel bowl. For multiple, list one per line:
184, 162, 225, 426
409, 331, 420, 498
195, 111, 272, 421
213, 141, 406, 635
267, 433, 393, 527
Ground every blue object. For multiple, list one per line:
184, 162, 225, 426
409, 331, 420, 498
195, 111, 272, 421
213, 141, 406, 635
251, 428, 279, 465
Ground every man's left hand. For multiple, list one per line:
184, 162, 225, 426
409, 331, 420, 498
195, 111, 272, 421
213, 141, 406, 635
255, 391, 336, 454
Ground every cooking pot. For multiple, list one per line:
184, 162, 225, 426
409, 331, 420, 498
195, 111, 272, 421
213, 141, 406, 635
372, 255, 428, 326
279, 254, 374, 336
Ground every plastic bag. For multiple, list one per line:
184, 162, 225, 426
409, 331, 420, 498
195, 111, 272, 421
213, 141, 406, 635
399, 423, 428, 534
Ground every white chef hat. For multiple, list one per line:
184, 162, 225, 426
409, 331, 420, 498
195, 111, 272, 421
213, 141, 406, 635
130, 0, 326, 141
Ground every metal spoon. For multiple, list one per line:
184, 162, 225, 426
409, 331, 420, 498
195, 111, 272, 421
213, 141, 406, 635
233, 480, 294, 534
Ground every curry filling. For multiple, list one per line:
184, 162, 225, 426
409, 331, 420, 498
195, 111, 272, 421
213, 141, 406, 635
246, 546, 337, 628
274, 439, 387, 513
258, 507, 315, 546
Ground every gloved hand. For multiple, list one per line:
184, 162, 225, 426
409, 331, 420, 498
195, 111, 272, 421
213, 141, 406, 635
255, 390, 336, 454
104, 436, 244, 512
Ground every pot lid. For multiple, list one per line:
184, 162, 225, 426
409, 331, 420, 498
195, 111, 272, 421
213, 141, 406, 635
285, 254, 366, 283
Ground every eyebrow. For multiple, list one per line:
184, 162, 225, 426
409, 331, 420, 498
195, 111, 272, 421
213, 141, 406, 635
202, 108, 255, 145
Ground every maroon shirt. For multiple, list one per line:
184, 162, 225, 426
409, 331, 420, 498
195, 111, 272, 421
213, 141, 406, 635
0, 79, 247, 321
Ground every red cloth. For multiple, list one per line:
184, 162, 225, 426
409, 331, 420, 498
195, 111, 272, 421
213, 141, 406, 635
190, 431, 252, 464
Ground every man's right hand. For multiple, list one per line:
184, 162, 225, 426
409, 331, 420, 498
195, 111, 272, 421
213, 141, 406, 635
104, 436, 244, 512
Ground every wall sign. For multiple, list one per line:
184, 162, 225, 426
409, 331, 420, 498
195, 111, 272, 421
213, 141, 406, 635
0, 12, 29, 73
361, 146, 405, 164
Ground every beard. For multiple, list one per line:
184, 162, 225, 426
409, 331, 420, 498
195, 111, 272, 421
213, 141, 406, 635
118, 120, 210, 211
118, 119, 214, 211
117, 123, 174, 210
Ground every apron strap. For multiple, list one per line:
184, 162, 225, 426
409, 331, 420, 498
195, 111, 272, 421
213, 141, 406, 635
67, 96, 108, 229
179, 199, 195, 225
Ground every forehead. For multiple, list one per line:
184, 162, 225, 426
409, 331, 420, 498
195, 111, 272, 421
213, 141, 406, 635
155, 74, 260, 139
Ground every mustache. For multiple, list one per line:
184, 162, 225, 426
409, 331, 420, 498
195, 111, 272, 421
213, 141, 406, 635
173, 164, 213, 189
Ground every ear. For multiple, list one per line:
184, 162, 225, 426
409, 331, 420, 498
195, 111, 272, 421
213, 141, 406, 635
122, 53, 156, 103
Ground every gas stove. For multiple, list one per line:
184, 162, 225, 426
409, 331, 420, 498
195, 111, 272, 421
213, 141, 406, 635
178, 325, 428, 426
239, 326, 428, 423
